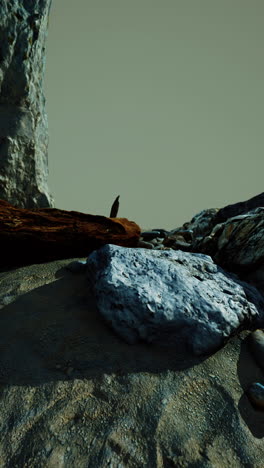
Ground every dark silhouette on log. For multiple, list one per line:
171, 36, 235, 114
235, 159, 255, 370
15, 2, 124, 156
0, 200, 140, 268
110, 195, 120, 218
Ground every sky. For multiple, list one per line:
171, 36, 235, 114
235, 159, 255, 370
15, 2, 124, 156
45, 0, 264, 230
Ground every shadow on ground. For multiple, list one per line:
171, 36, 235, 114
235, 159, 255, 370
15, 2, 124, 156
237, 333, 264, 438
0, 262, 205, 386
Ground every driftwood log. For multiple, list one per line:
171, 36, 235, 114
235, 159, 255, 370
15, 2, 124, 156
0, 200, 141, 268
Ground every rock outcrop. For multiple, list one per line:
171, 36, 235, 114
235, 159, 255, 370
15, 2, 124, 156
85, 244, 264, 354
0, 0, 54, 208
0, 199, 141, 268
0, 259, 264, 467
0, 192, 264, 465
193, 207, 264, 274
214, 192, 264, 224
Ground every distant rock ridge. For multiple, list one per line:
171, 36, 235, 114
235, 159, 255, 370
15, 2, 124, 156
214, 192, 264, 224
86, 244, 264, 355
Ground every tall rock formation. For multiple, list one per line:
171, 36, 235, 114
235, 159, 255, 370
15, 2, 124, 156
0, 0, 54, 208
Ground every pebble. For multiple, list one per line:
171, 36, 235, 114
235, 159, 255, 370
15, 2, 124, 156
66, 260, 87, 273
247, 382, 264, 409
170, 240, 192, 251
66, 225, 193, 267
170, 229, 194, 240
140, 230, 163, 240
137, 240, 154, 249
248, 329, 264, 372
150, 228, 170, 238
139, 226, 193, 252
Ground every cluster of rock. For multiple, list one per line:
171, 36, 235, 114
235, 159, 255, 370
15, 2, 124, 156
81, 192, 264, 404
138, 212, 216, 252
0, 192, 264, 466
1, 1, 264, 463
0, 0, 54, 208
138, 193, 264, 286
139, 194, 264, 273
62, 192, 264, 362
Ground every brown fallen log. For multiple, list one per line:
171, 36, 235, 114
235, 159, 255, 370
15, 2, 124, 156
0, 200, 141, 268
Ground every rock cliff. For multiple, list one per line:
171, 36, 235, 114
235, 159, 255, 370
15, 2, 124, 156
0, 0, 54, 208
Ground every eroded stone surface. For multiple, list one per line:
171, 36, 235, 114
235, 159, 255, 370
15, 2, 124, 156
215, 192, 264, 224
193, 208, 264, 274
0, 0, 54, 208
86, 245, 264, 354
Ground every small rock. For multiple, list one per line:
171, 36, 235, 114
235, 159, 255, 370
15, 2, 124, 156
178, 229, 194, 241
137, 240, 154, 249
248, 329, 264, 372
163, 235, 191, 251
66, 261, 87, 273
148, 238, 163, 247
66, 367, 74, 377
151, 229, 169, 238
140, 231, 162, 240
171, 241, 192, 252
247, 382, 264, 409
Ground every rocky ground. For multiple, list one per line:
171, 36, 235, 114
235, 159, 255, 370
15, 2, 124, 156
0, 257, 264, 467
1, 192, 264, 467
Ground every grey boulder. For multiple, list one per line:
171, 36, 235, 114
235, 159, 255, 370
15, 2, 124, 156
86, 245, 264, 355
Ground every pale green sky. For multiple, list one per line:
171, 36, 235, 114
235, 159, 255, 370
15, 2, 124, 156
45, 0, 264, 230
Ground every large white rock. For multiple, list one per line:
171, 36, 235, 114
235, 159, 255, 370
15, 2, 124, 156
86, 245, 264, 355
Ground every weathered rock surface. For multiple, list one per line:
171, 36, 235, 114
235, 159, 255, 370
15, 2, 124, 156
140, 210, 220, 254
214, 192, 264, 224
175, 208, 219, 239
0, 0, 54, 208
85, 244, 264, 355
193, 208, 264, 275
0, 259, 264, 467
0, 199, 140, 268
